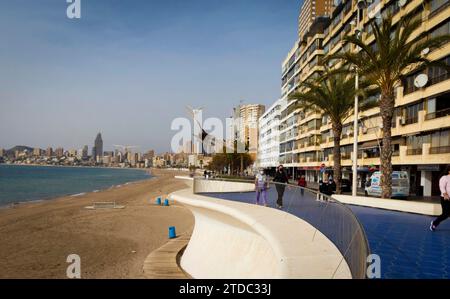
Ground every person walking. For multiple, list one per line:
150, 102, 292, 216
255, 169, 268, 206
273, 165, 289, 209
431, 165, 450, 231
297, 175, 307, 196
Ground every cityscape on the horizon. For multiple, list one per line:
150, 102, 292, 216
2, 0, 450, 283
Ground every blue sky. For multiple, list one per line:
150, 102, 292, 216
0, 0, 301, 153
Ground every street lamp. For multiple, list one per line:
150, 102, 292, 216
352, 1, 365, 197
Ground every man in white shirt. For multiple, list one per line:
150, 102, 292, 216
431, 165, 450, 231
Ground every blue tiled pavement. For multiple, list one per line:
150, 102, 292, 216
205, 187, 450, 279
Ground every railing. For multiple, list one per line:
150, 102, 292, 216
407, 148, 423, 155
404, 116, 419, 125
341, 153, 352, 160
430, 146, 450, 154
193, 178, 371, 279
404, 73, 450, 95
425, 107, 450, 121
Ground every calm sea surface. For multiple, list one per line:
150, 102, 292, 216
0, 164, 151, 206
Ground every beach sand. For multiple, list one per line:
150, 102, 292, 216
0, 169, 194, 278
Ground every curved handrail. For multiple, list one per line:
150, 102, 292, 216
193, 177, 371, 279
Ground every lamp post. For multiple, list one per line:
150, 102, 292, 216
352, 2, 364, 197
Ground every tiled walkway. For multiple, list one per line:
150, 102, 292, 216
205, 187, 450, 279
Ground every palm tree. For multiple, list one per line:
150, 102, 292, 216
333, 15, 450, 198
289, 67, 376, 194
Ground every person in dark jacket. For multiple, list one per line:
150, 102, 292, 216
273, 165, 289, 209
298, 175, 307, 196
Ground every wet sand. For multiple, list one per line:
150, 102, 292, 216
0, 169, 194, 278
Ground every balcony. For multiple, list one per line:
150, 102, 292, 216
425, 108, 450, 121
405, 115, 419, 125
429, 0, 450, 18
430, 146, 450, 154
404, 73, 450, 95
407, 148, 423, 156
341, 153, 351, 160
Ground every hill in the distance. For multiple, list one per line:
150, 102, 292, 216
6, 146, 36, 156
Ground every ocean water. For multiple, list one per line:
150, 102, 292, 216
0, 164, 151, 206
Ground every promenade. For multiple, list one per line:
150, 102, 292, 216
205, 186, 450, 279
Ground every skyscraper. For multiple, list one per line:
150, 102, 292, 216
232, 104, 266, 159
94, 133, 103, 160
46, 147, 53, 157
298, 0, 332, 40
82, 145, 88, 160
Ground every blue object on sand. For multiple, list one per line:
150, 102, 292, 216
164, 199, 169, 206
156, 197, 162, 205
169, 226, 176, 239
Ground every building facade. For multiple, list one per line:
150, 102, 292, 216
93, 133, 103, 161
277, 0, 450, 197
298, 0, 333, 40
232, 104, 266, 160
257, 98, 287, 170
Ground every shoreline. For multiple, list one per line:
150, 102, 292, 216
0, 165, 154, 209
0, 176, 156, 210
0, 168, 194, 278
0, 162, 151, 172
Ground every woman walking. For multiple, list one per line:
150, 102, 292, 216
430, 165, 450, 231
255, 169, 268, 206
273, 165, 289, 209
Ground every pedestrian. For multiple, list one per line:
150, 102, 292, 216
273, 165, 289, 209
298, 175, 307, 196
255, 169, 268, 206
431, 165, 450, 231
326, 178, 336, 196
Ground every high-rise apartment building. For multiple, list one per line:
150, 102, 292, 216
33, 148, 42, 157
257, 99, 287, 170
82, 145, 88, 160
276, 0, 450, 197
298, 0, 333, 40
232, 104, 266, 159
55, 147, 64, 158
46, 147, 53, 157
93, 133, 103, 160
0, 148, 4, 157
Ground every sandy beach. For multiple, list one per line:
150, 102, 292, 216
0, 169, 194, 278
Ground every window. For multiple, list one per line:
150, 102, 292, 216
426, 92, 450, 120
428, 56, 450, 85
430, 0, 450, 16
406, 134, 429, 155
430, 20, 450, 39
402, 102, 423, 125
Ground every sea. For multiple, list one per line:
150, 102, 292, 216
0, 164, 152, 206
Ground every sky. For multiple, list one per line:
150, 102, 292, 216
0, 0, 301, 153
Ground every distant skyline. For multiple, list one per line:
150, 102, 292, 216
0, 0, 301, 152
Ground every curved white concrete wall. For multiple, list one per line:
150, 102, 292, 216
170, 188, 352, 279
194, 179, 255, 193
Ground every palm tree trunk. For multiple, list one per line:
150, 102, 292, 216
332, 122, 343, 194
380, 89, 395, 199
